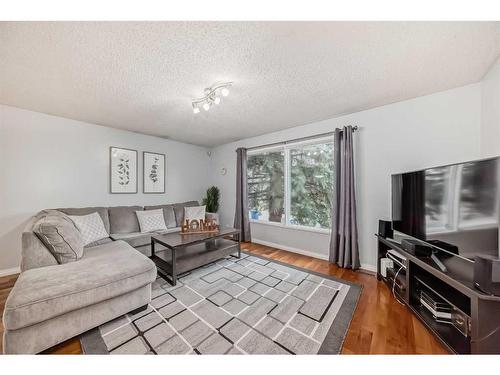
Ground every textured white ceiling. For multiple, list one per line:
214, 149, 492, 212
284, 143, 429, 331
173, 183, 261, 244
1, 22, 500, 147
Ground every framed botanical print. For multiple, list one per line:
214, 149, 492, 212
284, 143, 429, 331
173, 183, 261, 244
143, 151, 166, 194
110, 147, 138, 194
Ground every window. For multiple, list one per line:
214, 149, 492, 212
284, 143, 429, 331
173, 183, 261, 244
247, 150, 285, 223
247, 138, 334, 231
289, 142, 334, 229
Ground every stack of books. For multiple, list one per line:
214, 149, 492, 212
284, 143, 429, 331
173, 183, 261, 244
419, 289, 452, 324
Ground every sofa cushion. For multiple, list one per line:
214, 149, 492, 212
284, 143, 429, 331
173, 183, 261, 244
69, 212, 109, 246
3, 240, 156, 331
134, 244, 152, 257
3, 285, 151, 355
173, 201, 199, 227
32, 211, 84, 264
108, 206, 143, 234
144, 205, 176, 228
57, 207, 110, 234
85, 237, 113, 248
110, 227, 181, 248
136, 209, 167, 233
110, 232, 152, 248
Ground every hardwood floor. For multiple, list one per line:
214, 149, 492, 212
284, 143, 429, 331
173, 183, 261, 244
0, 242, 448, 354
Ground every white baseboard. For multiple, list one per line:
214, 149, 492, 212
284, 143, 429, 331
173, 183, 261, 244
360, 263, 377, 273
252, 238, 376, 273
0, 266, 20, 277
252, 238, 329, 260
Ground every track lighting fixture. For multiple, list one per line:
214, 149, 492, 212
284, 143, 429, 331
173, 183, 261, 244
192, 82, 232, 114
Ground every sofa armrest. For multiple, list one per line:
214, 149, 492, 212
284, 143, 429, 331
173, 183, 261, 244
21, 231, 58, 272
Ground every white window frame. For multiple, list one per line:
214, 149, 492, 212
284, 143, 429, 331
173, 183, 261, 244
247, 135, 334, 234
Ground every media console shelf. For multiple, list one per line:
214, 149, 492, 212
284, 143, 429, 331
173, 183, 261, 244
376, 234, 500, 354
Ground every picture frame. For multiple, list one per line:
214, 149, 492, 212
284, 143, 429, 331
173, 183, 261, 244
109, 147, 138, 194
143, 151, 166, 194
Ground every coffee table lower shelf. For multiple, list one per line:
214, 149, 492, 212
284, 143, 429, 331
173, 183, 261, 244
150, 238, 241, 286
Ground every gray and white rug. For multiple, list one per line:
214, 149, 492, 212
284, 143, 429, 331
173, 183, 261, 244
81, 252, 361, 355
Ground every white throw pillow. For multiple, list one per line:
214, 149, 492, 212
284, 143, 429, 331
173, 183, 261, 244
184, 205, 206, 222
136, 209, 167, 233
69, 212, 109, 246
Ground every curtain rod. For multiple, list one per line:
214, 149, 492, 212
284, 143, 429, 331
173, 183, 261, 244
246, 126, 358, 152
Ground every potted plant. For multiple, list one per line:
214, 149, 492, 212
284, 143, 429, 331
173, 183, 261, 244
203, 186, 220, 224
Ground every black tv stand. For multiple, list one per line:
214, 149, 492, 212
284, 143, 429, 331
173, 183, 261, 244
376, 234, 500, 354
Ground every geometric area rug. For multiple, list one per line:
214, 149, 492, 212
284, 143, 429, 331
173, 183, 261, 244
80, 251, 361, 355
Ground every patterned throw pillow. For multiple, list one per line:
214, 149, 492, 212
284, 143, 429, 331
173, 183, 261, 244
69, 212, 109, 246
184, 205, 206, 222
136, 209, 167, 233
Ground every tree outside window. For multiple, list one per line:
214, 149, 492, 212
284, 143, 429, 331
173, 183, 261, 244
290, 142, 333, 229
247, 139, 333, 230
247, 151, 284, 223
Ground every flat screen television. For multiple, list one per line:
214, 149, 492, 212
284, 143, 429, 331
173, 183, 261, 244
392, 157, 500, 262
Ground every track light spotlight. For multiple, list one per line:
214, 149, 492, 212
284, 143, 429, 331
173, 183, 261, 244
191, 82, 232, 114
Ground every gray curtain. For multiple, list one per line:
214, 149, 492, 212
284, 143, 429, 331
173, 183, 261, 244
234, 148, 251, 242
329, 126, 360, 269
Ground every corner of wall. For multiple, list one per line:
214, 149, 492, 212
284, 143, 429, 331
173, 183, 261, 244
480, 55, 500, 157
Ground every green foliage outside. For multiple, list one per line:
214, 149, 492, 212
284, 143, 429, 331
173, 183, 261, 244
247, 143, 333, 228
247, 151, 285, 222
290, 143, 333, 228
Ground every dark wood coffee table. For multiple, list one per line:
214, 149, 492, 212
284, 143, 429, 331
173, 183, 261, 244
150, 228, 241, 285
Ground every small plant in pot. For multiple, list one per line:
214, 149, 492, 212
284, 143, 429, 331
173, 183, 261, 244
203, 186, 220, 224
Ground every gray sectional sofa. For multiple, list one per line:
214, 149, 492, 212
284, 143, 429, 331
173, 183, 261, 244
2, 201, 199, 354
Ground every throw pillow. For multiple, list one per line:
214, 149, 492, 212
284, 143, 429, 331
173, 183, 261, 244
69, 212, 109, 246
144, 205, 177, 228
184, 205, 206, 223
136, 209, 167, 233
33, 212, 84, 264
174, 201, 199, 227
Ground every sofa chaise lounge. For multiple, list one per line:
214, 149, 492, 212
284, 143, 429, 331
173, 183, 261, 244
2, 201, 200, 354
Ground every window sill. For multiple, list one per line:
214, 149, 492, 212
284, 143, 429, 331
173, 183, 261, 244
249, 219, 331, 235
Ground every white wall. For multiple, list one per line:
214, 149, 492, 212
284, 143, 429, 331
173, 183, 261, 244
209, 84, 482, 270
0, 82, 488, 273
0, 105, 211, 272
481, 56, 500, 157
